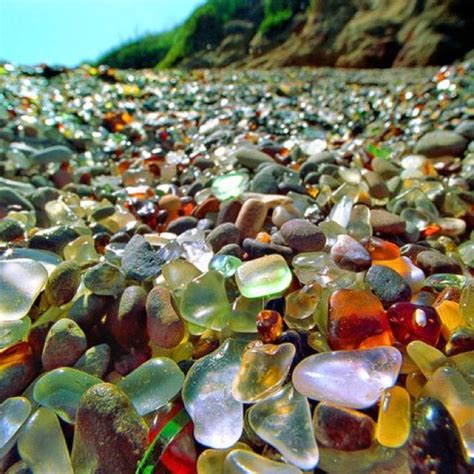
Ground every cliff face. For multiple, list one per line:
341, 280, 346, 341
206, 0, 474, 68
99, 0, 474, 69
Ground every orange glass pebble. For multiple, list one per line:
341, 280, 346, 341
328, 289, 393, 350
256, 310, 283, 343
364, 237, 400, 260
255, 232, 272, 244
433, 300, 465, 339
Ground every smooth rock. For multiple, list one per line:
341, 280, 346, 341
167, 216, 198, 235
42, 318, 87, 371
280, 219, 326, 253
83, 261, 125, 296
44, 261, 81, 306
32, 145, 73, 164
107, 286, 147, 348
0, 219, 24, 242
72, 383, 148, 473
69, 293, 112, 329
29, 225, 80, 255
73, 344, 111, 378
206, 223, 240, 252
292, 347, 402, 408
370, 209, 406, 234
365, 265, 412, 308
415, 250, 462, 275
414, 130, 468, 158
146, 286, 185, 348
330, 234, 371, 272
235, 199, 267, 241
121, 234, 164, 281
235, 148, 274, 169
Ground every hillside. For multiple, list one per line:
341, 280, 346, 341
97, 0, 474, 69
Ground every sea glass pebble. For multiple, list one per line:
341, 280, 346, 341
248, 384, 319, 470
0, 317, 31, 349
117, 357, 184, 416
0, 259, 48, 321
376, 386, 411, 448
292, 347, 402, 408
232, 343, 295, 403
179, 271, 232, 329
33, 367, 101, 423
224, 449, 303, 474
0, 397, 31, 458
18, 407, 73, 473
182, 338, 244, 448
235, 255, 292, 298
212, 172, 249, 201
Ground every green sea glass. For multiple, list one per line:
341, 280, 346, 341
212, 172, 249, 201
33, 367, 101, 424
235, 255, 292, 298
180, 271, 232, 329
118, 357, 184, 416
18, 407, 73, 473
0, 317, 31, 349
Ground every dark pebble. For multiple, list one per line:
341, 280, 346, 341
365, 265, 412, 308
280, 219, 326, 252
416, 250, 462, 275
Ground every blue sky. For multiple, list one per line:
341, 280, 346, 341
0, 0, 204, 66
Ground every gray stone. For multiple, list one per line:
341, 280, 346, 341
414, 131, 468, 158
167, 216, 198, 235
29, 225, 80, 255
235, 148, 274, 169
42, 318, 87, 371
280, 218, 326, 252
0, 218, 24, 242
416, 250, 462, 276
365, 265, 412, 309
74, 344, 111, 378
370, 209, 406, 234
84, 262, 125, 296
455, 120, 474, 140
206, 223, 241, 252
121, 234, 163, 281
31, 145, 73, 164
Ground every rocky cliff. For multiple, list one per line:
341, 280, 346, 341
99, 0, 474, 69
243, 0, 474, 68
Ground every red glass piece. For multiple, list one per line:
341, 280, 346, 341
387, 302, 442, 346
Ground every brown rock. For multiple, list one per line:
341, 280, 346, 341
72, 383, 148, 474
